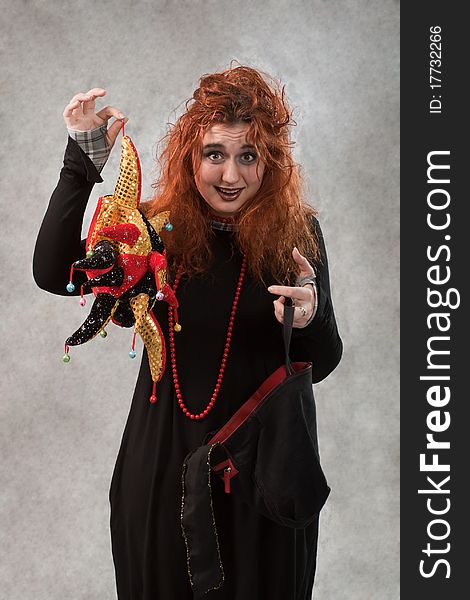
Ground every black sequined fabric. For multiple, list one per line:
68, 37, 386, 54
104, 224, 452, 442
66, 293, 118, 346
73, 240, 116, 270
66, 212, 166, 339
142, 213, 165, 252
82, 266, 125, 292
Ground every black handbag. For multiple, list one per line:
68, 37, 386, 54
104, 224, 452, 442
180, 298, 331, 597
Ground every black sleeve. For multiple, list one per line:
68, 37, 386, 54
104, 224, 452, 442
32, 136, 103, 296
289, 216, 343, 383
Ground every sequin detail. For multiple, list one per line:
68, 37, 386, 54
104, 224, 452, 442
66, 293, 119, 346
180, 443, 225, 594
129, 294, 165, 384
65, 133, 175, 388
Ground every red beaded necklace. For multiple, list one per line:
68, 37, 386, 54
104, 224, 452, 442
168, 255, 247, 420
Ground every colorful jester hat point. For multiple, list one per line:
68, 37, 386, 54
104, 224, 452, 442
64, 129, 179, 404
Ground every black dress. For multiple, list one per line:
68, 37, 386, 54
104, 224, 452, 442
33, 136, 343, 600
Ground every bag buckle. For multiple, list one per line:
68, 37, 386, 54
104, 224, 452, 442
211, 457, 239, 494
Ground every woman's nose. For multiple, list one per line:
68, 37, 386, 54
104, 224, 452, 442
221, 159, 241, 185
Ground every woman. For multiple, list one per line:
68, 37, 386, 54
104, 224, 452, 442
33, 65, 343, 599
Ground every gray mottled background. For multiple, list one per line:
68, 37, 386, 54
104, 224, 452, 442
0, 1, 399, 598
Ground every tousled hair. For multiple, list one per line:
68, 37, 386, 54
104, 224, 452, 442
142, 63, 320, 285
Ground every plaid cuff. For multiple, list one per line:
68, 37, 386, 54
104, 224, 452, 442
66, 124, 111, 173
208, 219, 240, 231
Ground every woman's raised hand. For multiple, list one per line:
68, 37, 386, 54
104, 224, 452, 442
267, 247, 317, 328
62, 88, 128, 149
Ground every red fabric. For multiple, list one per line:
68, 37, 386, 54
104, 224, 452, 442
148, 251, 167, 272
208, 361, 311, 445
161, 282, 178, 307
97, 223, 141, 246
92, 254, 148, 297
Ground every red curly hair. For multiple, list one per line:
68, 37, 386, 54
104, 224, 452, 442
142, 63, 320, 286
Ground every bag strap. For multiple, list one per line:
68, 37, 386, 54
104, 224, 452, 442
283, 297, 295, 375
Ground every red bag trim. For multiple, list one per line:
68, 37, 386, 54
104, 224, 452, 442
208, 361, 311, 446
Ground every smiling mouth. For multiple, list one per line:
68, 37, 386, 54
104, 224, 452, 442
215, 186, 244, 200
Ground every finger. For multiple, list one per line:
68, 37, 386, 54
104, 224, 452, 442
273, 298, 285, 323
82, 88, 107, 114
95, 106, 127, 145
267, 284, 313, 303
85, 87, 107, 98
82, 99, 96, 115
294, 305, 313, 322
70, 92, 96, 104
293, 247, 316, 278
95, 105, 126, 122
278, 298, 310, 326
106, 116, 129, 146
63, 98, 85, 118
64, 92, 99, 117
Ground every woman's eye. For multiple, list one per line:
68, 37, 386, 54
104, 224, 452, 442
241, 153, 257, 163
206, 152, 222, 160
204, 151, 257, 163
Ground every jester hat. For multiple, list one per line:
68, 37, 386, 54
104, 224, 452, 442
64, 130, 179, 403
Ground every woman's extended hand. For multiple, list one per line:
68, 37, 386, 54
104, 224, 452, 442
62, 87, 128, 149
267, 247, 317, 328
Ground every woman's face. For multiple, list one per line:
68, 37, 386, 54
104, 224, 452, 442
193, 122, 265, 218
